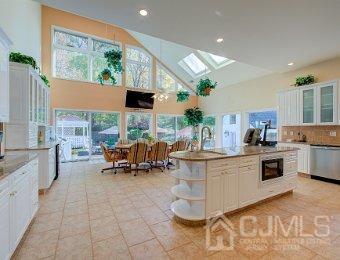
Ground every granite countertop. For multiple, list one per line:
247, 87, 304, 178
7, 140, 60, 151
0, 151, 38, 181
169, 146, 299, 161
278, 140, 312, 145
278, 140, 340, 147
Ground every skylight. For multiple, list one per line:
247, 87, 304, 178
178, 53, 210, 78
198, 50, 235, 69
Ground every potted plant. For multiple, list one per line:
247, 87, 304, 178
98, 49, 123, 86
295, 75, 316, 86
40, 74, 50, 88
196, 78, 217, 97
176, 90, 190, 102
184, 107, 204, 127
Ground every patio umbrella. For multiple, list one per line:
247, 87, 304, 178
157, 127, 174, 134
99, 126, 119, 135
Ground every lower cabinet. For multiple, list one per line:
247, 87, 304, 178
38, 147, 56, 190
206, 171, 224, 217
223, 169, 239, 212
0, 158, 39, 260
238, 166, 259, 208
278, 142, 310, 174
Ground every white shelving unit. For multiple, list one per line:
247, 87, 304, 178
170, 160, 206, 221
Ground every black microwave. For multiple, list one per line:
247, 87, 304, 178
261, 157, 284, 182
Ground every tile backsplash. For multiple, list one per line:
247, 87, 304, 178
281, 125, 340, 145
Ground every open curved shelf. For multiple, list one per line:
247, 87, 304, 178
171, 199, 205, 221
171, 183, 205, 201
170, 169, 205, 181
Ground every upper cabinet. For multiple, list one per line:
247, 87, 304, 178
0, 28, 12, 123
278, 80, 339, 127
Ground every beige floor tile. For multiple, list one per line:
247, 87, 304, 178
167, 242, 205, 260
56, 232, 92, 255
138, 206, 169, 225
93, 235, 131, 260
122, 225, 155, 246
90, 216, 120, 242
129, 239, 169, 260
55, 246, 93, 260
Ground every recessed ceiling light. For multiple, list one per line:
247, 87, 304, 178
288, 62, 294, 66
216, 38, 224, 43
139, 9, 148, 16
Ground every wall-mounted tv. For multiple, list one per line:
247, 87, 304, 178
125, 90, 154, 109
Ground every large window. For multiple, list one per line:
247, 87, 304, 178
202, 116, 216, 149
125, 45, 152, 89
247, 110, 277, 142
178, 53, 210, 78
157, 115, 176, 142
53, 27, 121, 84
126, 113, 152, 140
176, 116, 192, 140
156, 64, 187, 93
198, 50, 235, 69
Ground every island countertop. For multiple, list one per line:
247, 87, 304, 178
0, 151, 38, 181
169, 146, 299, 161
7, 140, 59, 151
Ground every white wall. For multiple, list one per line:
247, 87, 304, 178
0, 0, 41, 65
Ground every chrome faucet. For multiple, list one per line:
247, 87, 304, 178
200, 126, 212, 150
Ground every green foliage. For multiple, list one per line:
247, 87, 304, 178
196, 78, 217, 97
98, 49, 123, 86
184, 107, 204, 127
203, 116, 215, 127
40, 74, 50, 88
176, 90, 190, 102
128, 128, 142, 140
9, 52, 51, 88
295, 75, 316, 86
9, 52, 38, 70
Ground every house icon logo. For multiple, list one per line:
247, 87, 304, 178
205, 213, 237, 251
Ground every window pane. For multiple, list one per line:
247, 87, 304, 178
92, 39, 116, 53
176, 116, 192, 140
54, 48, 88, 81
54, 30, 88, 50
91, 112, 120, 155
157, 65, 176, 92
126, 63, 151, 89
208, 53, 228, 65
157, 115, 176, 142
92, 56, 122, 85
202, 116, 216, 149
182, 53, 207, 74
126, 113, 152, 141
126, 47, 151, 64
248, 110, 277, 141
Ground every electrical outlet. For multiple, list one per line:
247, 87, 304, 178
290, 131, 294, 136
330, 131, 337, 137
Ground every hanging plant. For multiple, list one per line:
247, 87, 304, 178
295, 75, 316, 86
98, 49, 123, 86
10, 52, 51, 88
97, 68, 117, 85
184, 107, 204, 127
196, 78, 217, 97
176, 90, 190, 103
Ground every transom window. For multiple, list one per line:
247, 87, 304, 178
156, 63, 186, 93
178, 53, 210, 78
198, 50, 235, 69
125, 45, 152, 89
52, 27, 122, 84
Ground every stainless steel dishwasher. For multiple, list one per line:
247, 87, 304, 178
310, 145, 340, 183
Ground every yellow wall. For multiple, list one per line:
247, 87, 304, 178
41, 6, 197, 135
199, 57, 340, 114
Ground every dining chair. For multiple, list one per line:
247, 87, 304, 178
149, 141, 169, 172
167, 140, 187, 168
125, 142, 150, 176
100, 143, 126, 174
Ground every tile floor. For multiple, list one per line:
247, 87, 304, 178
13, 160, 340, 260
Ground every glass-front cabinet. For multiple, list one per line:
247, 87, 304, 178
317, 81, 337, 124
300, 86, 316, 125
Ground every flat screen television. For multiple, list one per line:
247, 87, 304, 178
125, 90, 154, 109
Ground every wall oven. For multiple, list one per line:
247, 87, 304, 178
260, 155, 284, 182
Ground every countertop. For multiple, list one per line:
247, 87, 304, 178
278, 141, 340, 147
7, 140, 60, 151
169, 146, 299, 161
0, 151, 38, 181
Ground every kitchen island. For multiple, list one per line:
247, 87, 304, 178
169, 146, 298, 225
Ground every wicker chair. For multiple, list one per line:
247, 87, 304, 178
100, 143, 125, 174
149, 141, 169, 172
125, 142, 150, 176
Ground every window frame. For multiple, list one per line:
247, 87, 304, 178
156, 63, 186, 93
125, 112, 154, 139
202, 115, 217, 149
156, 114, 177, 142
197, 50, 235, 69
51, 26, 122, 85
125, 44, 153, 90
243, 108, 278, 138
178, 53, 210, 78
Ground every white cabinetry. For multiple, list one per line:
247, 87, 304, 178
0, 158, 38, 259
38, 147, 56, 190
223, 168, 239, 212
5, 62, 50, 149
0, 28, 12, 122
278, 80, 338, 127
278, 142, 310, 174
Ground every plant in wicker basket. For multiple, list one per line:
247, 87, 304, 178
176, 90, 190, 102
184, 107, 204, 127
98, 49, 123, 85
196, 78, 217, 97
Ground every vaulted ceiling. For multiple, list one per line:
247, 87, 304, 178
36, 0, 340, 88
